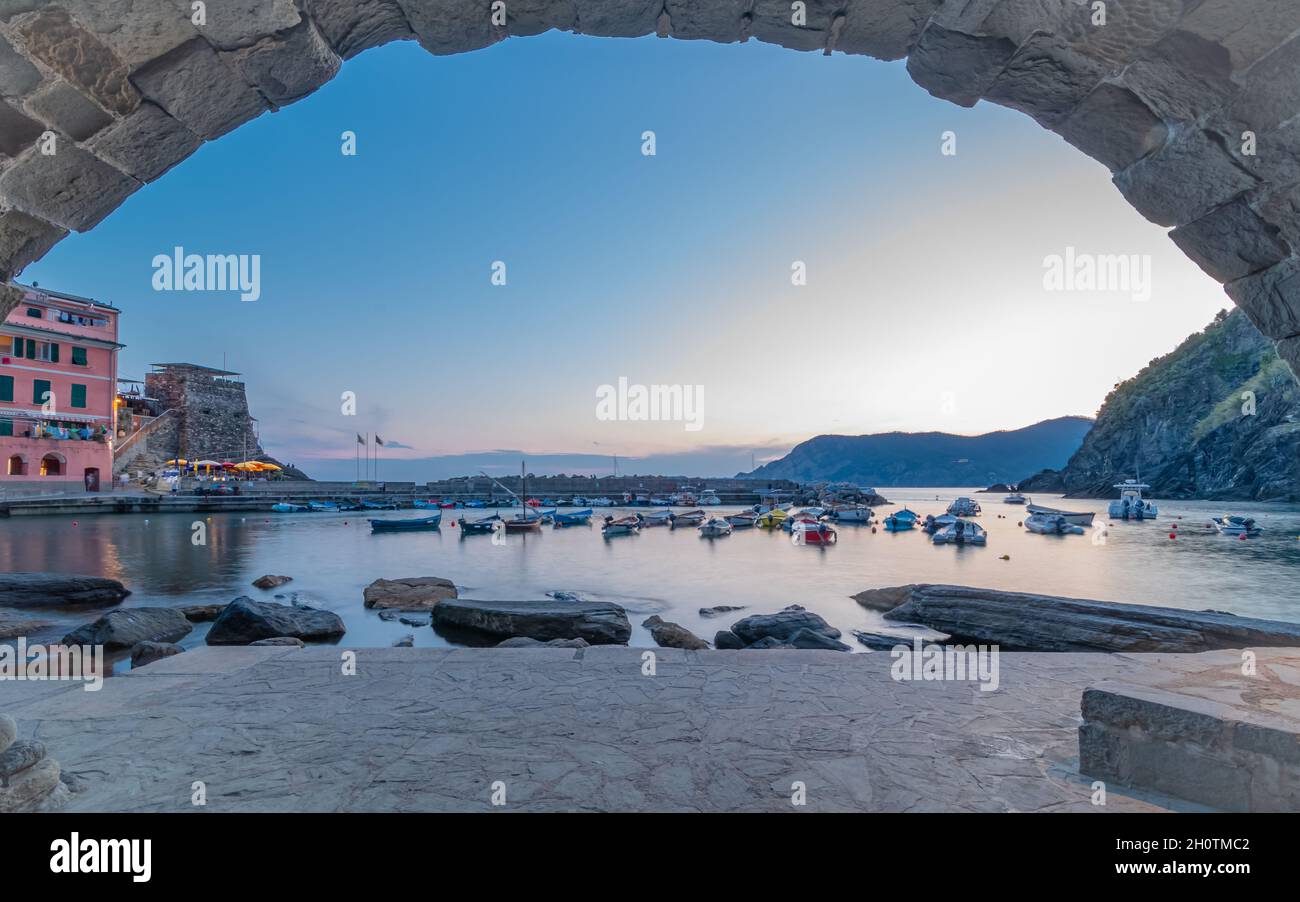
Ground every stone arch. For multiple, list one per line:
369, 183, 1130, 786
0, 1, 1297, 372
7, 453, 26, 476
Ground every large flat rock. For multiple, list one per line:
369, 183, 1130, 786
0, 573, 130, 608
432, 598, 631, 645
858, 584, 1300, 652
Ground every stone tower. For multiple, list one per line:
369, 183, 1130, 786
143, 363, 262, 462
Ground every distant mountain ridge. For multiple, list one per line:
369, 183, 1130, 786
739, 417, 1093, 486
1020, 309, 1300, 500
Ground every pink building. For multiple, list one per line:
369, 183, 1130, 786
1, 285, 123, 492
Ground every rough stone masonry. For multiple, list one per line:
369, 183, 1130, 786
0, 1, 1297, 375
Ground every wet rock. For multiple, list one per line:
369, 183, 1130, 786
392, 634, 414, 647
0, 755, 62, 812
129, 641, 184, 668
713, 630, 745, 650
0, 573, 129, 608
850, 628, 947, 650
398, 614, 431, 627
730, 606, 842, 645
873, 584, 1300, 652
642, 616, 709, 650
363, 576, 457, 610
785, 627, 851, 652
180, 603, 226, 622
249, 636, 305, 647
207, 597, 344, 645
546, 591, 581, 602
62, 607, 192, 650
699, 605, 746, 618
252, 574, 293, 589
0, 739, 46, 781
432, 598, 631, 645
377, 611, 402, 622
0, 714, 14, 753
496, 637, 589, 648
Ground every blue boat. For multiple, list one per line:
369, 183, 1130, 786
308, 501, 339, 512
465, 499, 486, 508
369, 514, 441, 532
360, 499, 399, 510
552, 508, 593, 526
413, 499, 440, 509
271, 502, 308, 513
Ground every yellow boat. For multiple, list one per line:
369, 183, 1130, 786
756, 508, 789, 529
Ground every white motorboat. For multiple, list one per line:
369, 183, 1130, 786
946, 497, 981, 516
698, 517, 733, 538
724, 511, 758, 528
921, 513, 956, 534
1108, 480, 1158, 520
699, 490, 722, 506
1003, 492, 1027, 504
1024, 512, 1085, 535
931, 518, 987, 546
1211, 515, 1261, 537
828, 503, 873, 523
670, 509, 705, 528
590, 497, 615, 507
640, 509, 675, 527
571, 496, 587, 506
1024, 502, 1095, 527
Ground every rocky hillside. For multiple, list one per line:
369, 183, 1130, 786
1020, 309, 1300, 501
741, 417, 1092, 486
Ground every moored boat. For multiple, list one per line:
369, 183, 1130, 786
931, 518, 986, 546
1025, 502, 1095, 527
552, 508, 593, 526
1024, 512, 1084, 535
458, 514, 499, 535
640, 509, 675, 527
946, 497, 982, 516
308, 501, 339, 512
724, 511, 758, 528
370, 514, 442, 532
922, 513, 956, 534
699, 490, 722, 506
1108, 480, 1158, 520
671, 509, 706, 528
698, 517, 733, 538
883, 510, 917, 531
756, 508, 789, 529
360, 499, 399, 510
828, 503, 872, 523
1211, 515, 1261, 537
413, 499, 440, 509
1003, 492, 1027, 504
271, 502, 308, 513
791, 519, 837, 545
601, 515, 641, 536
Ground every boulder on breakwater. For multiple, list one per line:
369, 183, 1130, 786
642, 616, 710, 650
855, 584, 1300, 653
62, 607, 192, 650
206, 597, 345, 645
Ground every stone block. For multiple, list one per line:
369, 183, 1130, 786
984, 32, 1107, 128
836, 0, 943, 61
1057, 82, 1167, 172
10, 6, 139, 116
301, 0, 415, 58
568, 0, 660, 39
1226, 256, 1300, 341
396, 0, 504, 54
1228, 33, 1300, 134
1180, 0, 1300, 70
88, 101, 202, 182
1169, 195, 1291, 283
168, 0, 301, 51
131, 38, 268, 139
1117, 29, 1237, 122
224, 20, 342, 108
0, 98, 42, 157
0, 143, 139, 231
0, 208, 65, 279
0, 33, 41, 98
24, 79, 113, 142
1113, 125, 1259, 226
906, 22, 1018, 108
52, 1, 198, 68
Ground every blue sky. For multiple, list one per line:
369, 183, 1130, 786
25, 32, 1233, 478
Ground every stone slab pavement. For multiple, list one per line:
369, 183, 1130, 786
3, 646, 1297, 812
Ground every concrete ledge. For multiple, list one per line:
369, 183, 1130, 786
1080, 679, 1300, 811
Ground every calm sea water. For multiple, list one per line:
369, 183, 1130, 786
4, 488, 1298, 666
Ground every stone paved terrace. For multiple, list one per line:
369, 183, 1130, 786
4, 645, 1298, 812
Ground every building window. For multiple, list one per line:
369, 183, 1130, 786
0, 418, 11, 437
7, 454, 25, 476
70, 384, 87, 409
35, 341, 57, 363
24, 338, 36, 359
8, 336, 19, 356
33, 379, 51, 406
72, 346, 88, 366
40, 454, 63, 477
0, 375, 11, 402
26, 307, 42, 318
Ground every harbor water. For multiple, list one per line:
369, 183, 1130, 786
3, 488, 1298, 668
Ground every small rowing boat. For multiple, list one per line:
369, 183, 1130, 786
698, 517, 732, 538
370, 514, 442, 532
601, 515, 641, 537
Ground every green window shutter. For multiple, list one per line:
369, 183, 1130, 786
71, 384, 87, 409
33, 379, 50, 405
0, 375, 12, 402
25, 339, 36, 359
72, 347, 87, 366
49, 343, 59, 363
0, 418, 11, 437
9, 336, 19, 355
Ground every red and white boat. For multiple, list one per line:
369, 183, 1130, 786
791, 519, 837, 545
